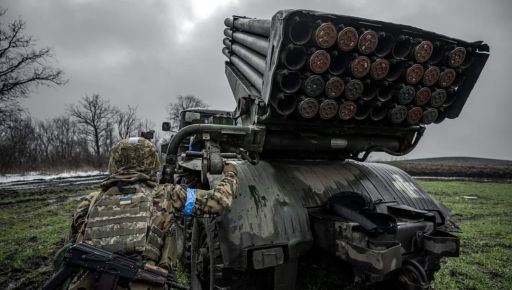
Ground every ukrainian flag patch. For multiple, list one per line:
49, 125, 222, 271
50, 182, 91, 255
119, 197, 132, 205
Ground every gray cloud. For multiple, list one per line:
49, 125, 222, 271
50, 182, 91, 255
4, 0, 512, 160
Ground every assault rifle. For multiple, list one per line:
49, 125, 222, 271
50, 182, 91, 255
43, 243, 187, 290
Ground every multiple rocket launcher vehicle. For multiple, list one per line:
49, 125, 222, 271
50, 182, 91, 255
222, 10, 487, 127
163, 9, 489, 290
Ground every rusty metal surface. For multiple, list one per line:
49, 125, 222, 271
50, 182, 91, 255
325, 77, 344, 98
314, 22, 337, 48
339, 101, 357, 120
423, 66, 440, 86
358, 30, 379, 55
370, 58, 390, 80
308, 50, 331, 74
337, 27, 358, 52
351, 56, 371, 78
439, 68, 456, 87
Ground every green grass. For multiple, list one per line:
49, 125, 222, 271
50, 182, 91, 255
0, 189, 95, 289
0, 181, 511, 289
419, 181, 512, 290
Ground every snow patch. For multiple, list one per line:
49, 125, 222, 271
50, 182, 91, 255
0, 171, 107, 183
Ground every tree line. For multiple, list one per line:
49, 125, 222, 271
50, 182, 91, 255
0, 94, 156, 173
0, 9, 209, 174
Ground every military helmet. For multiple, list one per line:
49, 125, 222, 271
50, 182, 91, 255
108, 137, 160, 174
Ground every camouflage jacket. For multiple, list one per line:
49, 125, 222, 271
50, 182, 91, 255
69, 167, 239, 257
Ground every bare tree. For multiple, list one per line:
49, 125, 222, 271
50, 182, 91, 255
68, 94, 114, 163
114, 105, 139, 139
0, 9, 66, 120
52, 116, 81, 164
35, 119, 55, 163
167, 95, 208, 130
0, 111, 35, 171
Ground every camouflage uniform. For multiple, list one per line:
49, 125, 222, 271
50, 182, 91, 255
64, 137, 238, 290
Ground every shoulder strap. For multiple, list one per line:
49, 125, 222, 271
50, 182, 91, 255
75, 190, 104, 243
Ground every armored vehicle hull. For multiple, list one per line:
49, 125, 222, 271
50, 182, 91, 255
187, 160, 458, 289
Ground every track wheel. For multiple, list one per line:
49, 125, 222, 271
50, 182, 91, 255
190, 218, 225, 290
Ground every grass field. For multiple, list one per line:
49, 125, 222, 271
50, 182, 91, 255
0, 181, 511, 289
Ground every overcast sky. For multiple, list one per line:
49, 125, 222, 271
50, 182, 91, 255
4, 0, 512, 160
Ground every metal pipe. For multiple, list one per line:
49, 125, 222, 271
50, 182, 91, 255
350, 56, 371, 78
281, 44, 307, 70
270, 93, 297, 116
438, 68, 456, 88
229, 42, 266, 74
397, 85, 416, 105
377, 82, 394, 102
185, 151, 238, 158
406, 64, 424, 85
339, 101, 357, 120
354, 103, 370, 120
362, 80, 379, 101
413, 40, 434, 63
415, 87, 432, 106
428, 42, 445, 64
337, 27, 359, 52
319, 99, 339, 119
276, 70, 301, 93
375, 33, 395, 57
224, 17, 271, 37
344, 79, 364, 100
460, 48, 474, 69
297, 97, 319, 119
303, 74, 325, 97
325, 77, 344, 98
264, 133, 401, 152
358, 30, 379, 55
422, 108, 438, 124
386, 60, 404, 81
370, 58, 390, 80
329, 50, 348, 75
288, 17, 311, 45
314, 22, 337, 49
224, 29, 269, 56
308, 50, 331, 74
430, 89, 447, 108
223, 47, 263, 92
423, 66, 440, 86
448, 47, 466, 68
392, 36, 412, 59
407, 107, 423, 125
370, 103, 387, 121
388, 104, 408, 124
166, 124, 257, 157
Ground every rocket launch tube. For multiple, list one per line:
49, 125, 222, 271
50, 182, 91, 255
223, 47, 263, 92
224, 17, 271, 37
224, 29, 269, 56
224, 38, 266, 74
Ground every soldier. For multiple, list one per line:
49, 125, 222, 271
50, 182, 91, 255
61, 137, 238, 289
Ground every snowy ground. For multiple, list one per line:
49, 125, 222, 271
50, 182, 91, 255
0, 171, 108, 192
0, 170, 106, 183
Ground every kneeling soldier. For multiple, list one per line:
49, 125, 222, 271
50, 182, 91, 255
58, 137, 238, 290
